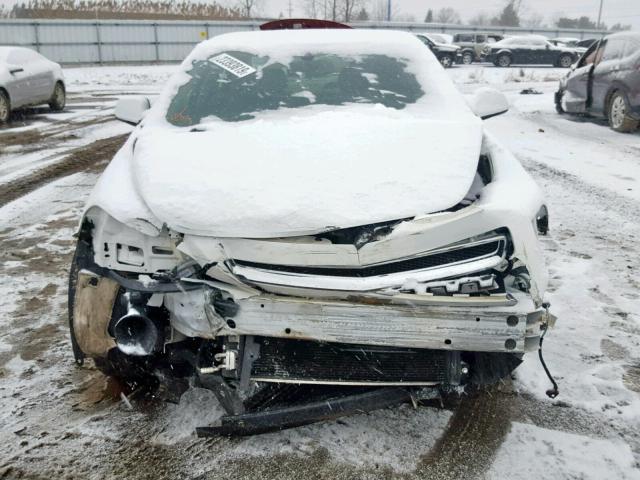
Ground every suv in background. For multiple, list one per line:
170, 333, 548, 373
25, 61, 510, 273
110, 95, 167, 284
416, 34, 461, 68
556, 32, 640, 132
453, 32, 503, 64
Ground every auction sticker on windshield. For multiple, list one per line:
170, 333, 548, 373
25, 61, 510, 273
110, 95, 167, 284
209, 53, 257, 78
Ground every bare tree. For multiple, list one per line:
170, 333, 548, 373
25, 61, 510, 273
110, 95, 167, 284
371, 0, 399, 21
236, 0, 262, 18
468, 12, 492, 26
522, 12, 544, 27
300, 0, 322, 18
342, 0, 367, 22
435, 7, 461, 24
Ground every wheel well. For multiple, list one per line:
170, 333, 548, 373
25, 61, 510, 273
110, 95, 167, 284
55, 80, 65, 91
604, 86, 626, 113
0, 87, 9, 102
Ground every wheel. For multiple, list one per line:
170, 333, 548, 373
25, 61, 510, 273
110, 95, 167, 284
49, 82, 66, 112
497, 53, 511, 67
557, 54, 573, 68
554, 90, 565, 114
0, 90, 10, 123
439, 54, 453, 68
608, 91, 639, 133
461, 51, 474, 65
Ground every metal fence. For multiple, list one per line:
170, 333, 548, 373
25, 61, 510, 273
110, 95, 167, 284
0, 18, 609, 65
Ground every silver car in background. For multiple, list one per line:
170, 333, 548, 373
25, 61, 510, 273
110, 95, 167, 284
0, 46, 66, 123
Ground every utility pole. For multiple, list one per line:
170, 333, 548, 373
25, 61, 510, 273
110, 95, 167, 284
386, 0, 391, 21
597, 0, 604, 29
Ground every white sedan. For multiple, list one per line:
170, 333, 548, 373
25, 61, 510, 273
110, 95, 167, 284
69, 29, 555, 432
0, 46, 66, 123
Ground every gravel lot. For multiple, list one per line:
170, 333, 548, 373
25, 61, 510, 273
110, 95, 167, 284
0, 64, 639, 479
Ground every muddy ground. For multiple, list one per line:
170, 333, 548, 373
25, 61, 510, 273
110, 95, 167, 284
0, 66, 639, 479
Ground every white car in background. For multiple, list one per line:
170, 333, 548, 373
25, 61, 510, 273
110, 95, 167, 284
69, 29, 555, 434
0, 46, 66, 123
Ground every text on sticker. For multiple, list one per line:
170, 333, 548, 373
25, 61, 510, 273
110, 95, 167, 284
209, 53, 257, 78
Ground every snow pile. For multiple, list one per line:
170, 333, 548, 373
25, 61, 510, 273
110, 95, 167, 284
488, 423, 640, 480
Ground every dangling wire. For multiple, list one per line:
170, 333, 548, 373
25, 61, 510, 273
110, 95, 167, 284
539, 303, 559, 398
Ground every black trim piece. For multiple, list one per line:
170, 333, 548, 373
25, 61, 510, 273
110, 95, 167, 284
196, 387, 411, 436
233, 240, 504, 278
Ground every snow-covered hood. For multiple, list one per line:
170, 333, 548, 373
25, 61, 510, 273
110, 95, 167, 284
130, 109, 482, 238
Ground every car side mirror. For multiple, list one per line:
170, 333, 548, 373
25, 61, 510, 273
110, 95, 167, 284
115, 96, 151, 125
467, 88, 509, 120
9, 67, 24, 74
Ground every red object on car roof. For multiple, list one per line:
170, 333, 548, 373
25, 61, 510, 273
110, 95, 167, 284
259, 19, 352, 30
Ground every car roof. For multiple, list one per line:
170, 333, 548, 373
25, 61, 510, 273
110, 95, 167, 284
606, 31, 640, 40
190, 29, 436, 61
0, 46, 37, 61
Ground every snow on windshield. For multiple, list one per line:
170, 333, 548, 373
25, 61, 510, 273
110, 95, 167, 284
166, 51, 424, 125
145, 29, 473, 128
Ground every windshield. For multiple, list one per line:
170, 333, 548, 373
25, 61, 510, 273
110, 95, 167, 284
166, 51, 424, 125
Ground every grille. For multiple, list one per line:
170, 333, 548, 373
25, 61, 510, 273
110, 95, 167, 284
250, 338, 454, 384
234, 239, 504, 278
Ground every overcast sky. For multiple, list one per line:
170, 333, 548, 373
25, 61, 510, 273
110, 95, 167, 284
265, 0, 640, 29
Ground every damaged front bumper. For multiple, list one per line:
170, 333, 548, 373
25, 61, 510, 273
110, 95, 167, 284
69, 133, 555, 431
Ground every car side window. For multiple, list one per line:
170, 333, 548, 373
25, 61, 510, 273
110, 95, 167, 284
457, 34, 473, 43
579, 42, 599, 67
476, 35, 486, 43
623, 37, 640, 58
601, 38, 624, 62
593, 40, 607, 64
7, 48, 38, 65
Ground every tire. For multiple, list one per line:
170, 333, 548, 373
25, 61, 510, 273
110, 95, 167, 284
439, 54, 454, 68
554, 89, 565, 114
49, 81, 66, 112
608, 91, 640, 133
0, 90, 10, 123
557, 54, 573, 68
497, 53, 511, 67
461, 51, 474, 65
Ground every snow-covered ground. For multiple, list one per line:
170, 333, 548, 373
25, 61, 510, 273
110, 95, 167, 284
0, 64, 639, 479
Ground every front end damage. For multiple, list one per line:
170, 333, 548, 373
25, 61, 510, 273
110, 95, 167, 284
69, 136, 555, 434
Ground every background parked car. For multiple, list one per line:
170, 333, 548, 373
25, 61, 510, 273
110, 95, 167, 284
556, 32, 640, 132
0, 46, 65, 123
484, 35, 580, 68
550, 37, 588, 55
577, 38, 599, 49
453, 32, 503, 64
416, 34, 461, 68
421, 32, 453, 45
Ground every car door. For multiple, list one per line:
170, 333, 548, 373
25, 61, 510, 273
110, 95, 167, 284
591, 38, 624, 113
527, 38, 548, 64
4, 49, 31, 107
563, 41, 600, 112
514, 39, 534, 63
24, 50, 55, 102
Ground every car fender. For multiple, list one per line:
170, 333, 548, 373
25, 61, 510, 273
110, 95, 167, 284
494, 49, 512, 57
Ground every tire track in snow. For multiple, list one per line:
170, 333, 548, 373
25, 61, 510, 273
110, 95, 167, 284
0, 134, 127, 208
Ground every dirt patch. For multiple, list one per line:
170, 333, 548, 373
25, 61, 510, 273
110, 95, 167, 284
623, 365, 640, 394
0, 115, 114, 155
415, 385, 513, 478
0, 133, 127, 208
